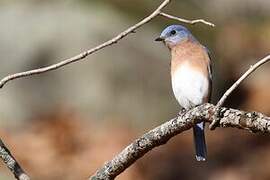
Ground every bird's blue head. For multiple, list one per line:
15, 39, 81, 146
155, 25, 194, 48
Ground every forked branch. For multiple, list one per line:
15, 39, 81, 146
0, 0, 214, 89
90, 103, 270, 180
3, 1, 270, 180
0, 0, 215, 179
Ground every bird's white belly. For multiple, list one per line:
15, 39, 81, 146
171, 63, 209, 109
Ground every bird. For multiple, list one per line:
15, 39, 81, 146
155, 25, 212, 161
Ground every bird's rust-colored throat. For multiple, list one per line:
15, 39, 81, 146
170, 39, 210, 76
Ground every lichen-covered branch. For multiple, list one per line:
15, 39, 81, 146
209, 54, 270, 130
90, 103, 270, 180
0, 0, 214, 89
0, 139, 30, 180
0, 0, 215, 179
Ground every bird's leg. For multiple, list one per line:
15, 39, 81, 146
177, 108, 187, 117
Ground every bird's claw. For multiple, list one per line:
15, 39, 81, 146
177, 108, 187, 117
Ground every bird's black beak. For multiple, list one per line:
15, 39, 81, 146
155, 37, 164, 41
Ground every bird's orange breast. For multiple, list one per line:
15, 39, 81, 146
170, 39, 210, 77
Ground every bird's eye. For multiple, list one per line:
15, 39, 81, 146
170, 30, 176, 35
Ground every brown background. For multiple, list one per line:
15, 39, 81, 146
0, 0, 270, 179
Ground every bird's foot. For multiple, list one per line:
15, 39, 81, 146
177, 108, 187, 117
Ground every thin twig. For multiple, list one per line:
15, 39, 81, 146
159, 12, 215, 27
0, 0, 216, 179
0, 0, 215, 88
0, 0, 171, 88
90, 103, 270, 180
217, 54, 270, 107
0, 139, 30, 180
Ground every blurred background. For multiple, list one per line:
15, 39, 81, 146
0, 0, 270, 179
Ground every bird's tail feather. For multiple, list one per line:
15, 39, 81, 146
193, 122, 207, 161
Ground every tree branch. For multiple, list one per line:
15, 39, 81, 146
0, 0, 215, 89
217, 54, 270, 107
159, 12, 215, 27
0, 139, 30, 180
209, 54, 270, 130
90, 103, 270, 180
0, 0, 216, 179
0, 0, 268, 179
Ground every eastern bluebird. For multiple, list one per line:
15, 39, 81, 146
155, 25, 212, 161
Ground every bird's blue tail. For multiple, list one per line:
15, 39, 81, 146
193, 122, 207, 161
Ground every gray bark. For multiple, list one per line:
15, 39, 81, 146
90, 103, 270, 180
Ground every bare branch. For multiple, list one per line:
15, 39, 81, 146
159, 12, 215, 27
0, 139, 30, 180
217, 54, 270, 107
0, 0, 216, 179
90, 103, 270, 180
0, 0, 215, 89
0, 0, 171, 88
